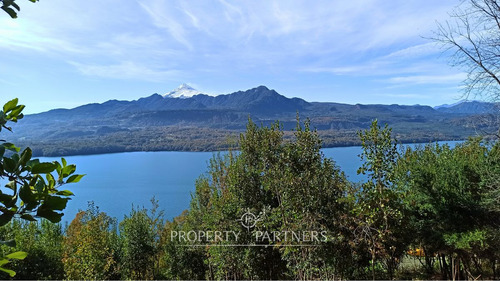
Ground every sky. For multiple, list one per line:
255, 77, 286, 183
0, 0, 467, 114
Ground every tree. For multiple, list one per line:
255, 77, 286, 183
119, 199, 164, 280
165, 118, 350, 280
1, 0, 37, 18
396, 139, 500, 279
62, 203, 119, 280
352, 120, 409, 280
0, 99, 83, 277
433, 0, 500, 101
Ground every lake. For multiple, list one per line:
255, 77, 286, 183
38, 141, 461, 223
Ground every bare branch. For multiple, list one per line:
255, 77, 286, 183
431, 0, 500, 101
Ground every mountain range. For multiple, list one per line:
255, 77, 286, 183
8, 85, 500, 156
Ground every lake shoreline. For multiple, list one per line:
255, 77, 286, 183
28, 137, 466, 158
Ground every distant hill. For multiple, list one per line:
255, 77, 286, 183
435, 100, 499, 114
9, 85, 499, 156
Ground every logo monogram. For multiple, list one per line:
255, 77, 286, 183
237, 208, 264, 231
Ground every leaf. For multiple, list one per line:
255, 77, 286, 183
2, 157, 16, 173
31, 162, 56, 174
0, 194, 13, 205
61, 164, 76, 177
20, 214, 36, 221
43, 196, 69, 211
18, 147, 32, 166
36, 208, 63, 223
19, 184, 34, 204
34, 176, 46, 193
4, 181, 16, 191
2, 143, 20, 153
0, 213, 14, 226
26, 159, 40, 168
56, 190, 74, 196
6, 105, 25, 119
46, 173, 55, 189
66, 174, 84, 184
0, 266, 16, 277
10, 2, 20, 11
2, 99, 18, 112
6, 251, 27, 260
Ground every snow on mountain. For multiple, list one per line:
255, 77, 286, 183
163, 83, 203, 99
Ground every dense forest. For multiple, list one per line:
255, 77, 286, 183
1, 117, 499, 280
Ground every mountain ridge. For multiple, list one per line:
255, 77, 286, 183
10, 85, 500, 157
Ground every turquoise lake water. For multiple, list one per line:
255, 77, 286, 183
38, 141, 461, 223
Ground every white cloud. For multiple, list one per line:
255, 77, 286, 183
138, 1, 194, 50
386, 73, 467, 85
0, 18, 85, 54
70, 61, 183, 82
1, 0, 465, 107
382, 42, 442, 60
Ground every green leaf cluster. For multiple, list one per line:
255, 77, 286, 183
0, 99, 83, 277
0, 219, 64, 279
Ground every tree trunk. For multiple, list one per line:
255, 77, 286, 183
441, 254, 450, 280
372, 251, 376, 280
438, 254, 444, 278
423, 247, 434, 276
452, 256, 455, 281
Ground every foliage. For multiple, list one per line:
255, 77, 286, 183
119, 199, 164, 280
161, 210, 208, 280
396, 139, 500, 279
1, 0, 37, 19
0, 98, 83, 277
161, 118, 351, 280
350, 120, 410, 279
0, 219, 64, 280
62, 203, 119, 280
0, 115, 499, 279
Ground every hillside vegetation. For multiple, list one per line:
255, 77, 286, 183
10, 86, 500, 156
1, 119, 499, 280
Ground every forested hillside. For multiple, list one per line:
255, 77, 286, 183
10, 86, 500, 156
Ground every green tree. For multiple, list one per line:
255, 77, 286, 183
161, 210, 208, 280
352, 119, 409, 280
119, 199, 164, 280
396, 139, 500, 279
0, 98, 83, 277
166, 118, 350, 280
62, 203, 119, 280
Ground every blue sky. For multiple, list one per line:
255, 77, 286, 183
0, 0, 465, 114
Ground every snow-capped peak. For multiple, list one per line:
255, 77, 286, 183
163, 83, 202, 99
